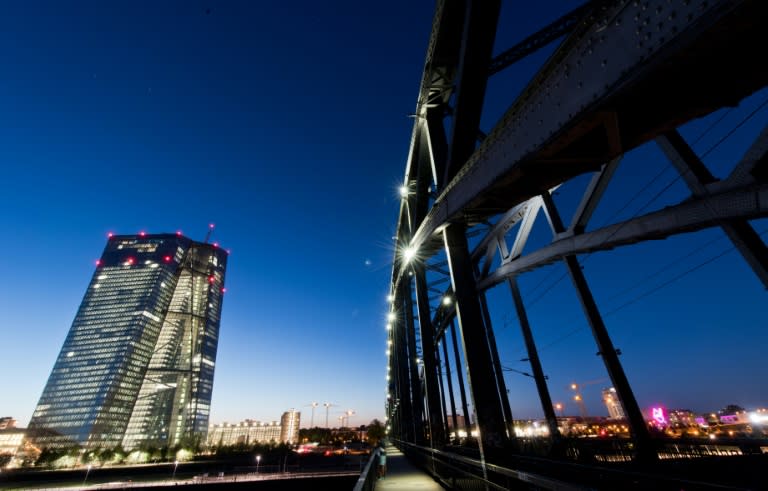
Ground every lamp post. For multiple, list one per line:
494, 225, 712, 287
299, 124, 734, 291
310, 402, 319, 428
83, 464, 92, 487
256, 455, 261, 474
172, 460, 179, 480
323, 403, 335, 428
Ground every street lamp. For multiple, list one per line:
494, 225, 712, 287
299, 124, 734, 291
310, 401, 319, 427
256, 455, 261, 474
172, 460, 179, 480
83, 464, 92, 486
323, 402, 336, 428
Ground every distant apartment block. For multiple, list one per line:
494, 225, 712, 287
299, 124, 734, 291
0, 417, 17, 430
28, 233, 228, 450
208, 410, 301, 446
602, 387, 626, 420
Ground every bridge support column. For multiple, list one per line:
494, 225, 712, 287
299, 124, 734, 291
541, 192, 654, 462
477, 283, 514, 434
444, 224, 510, 454
402, 280, 426, 444
450, 319, 472, 437
414, 267, 447, 447
393, 300, 415, 443
441, 334, 460, 442
507, 276, 561, 443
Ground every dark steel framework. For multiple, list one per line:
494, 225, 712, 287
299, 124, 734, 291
385, 0, 768, 488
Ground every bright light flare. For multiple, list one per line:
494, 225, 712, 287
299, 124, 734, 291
387, 312, 396, 322
442, 296, 452, 306
403, 246, 417, 263
387, 294, 394, 303
398, 185, 408, 198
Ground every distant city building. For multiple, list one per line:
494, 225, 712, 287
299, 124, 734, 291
281, 409, 301, 444
602, 387, 626, 420
0, 424, 38, 468
207, 411, 301, 447
28, 233, 228, 450
668, 409, 697, 426
0, 417, 17, 430
446, 415, 468, 430
0, 428, 25, 461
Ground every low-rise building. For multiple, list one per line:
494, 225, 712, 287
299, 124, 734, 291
207, 410, 300, 447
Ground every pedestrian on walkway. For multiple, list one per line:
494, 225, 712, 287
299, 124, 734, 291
377, 445, 387, 478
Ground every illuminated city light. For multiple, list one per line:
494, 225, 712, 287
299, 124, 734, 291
387, 312, 396, 322
386, 323, 392, 331
398, 185, 408, 198
442, 296, 452, 306
387, 294, 394, 303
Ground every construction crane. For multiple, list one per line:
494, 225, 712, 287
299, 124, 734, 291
569, 378, 608, 418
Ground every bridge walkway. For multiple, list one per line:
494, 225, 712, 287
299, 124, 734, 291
374, 443, 445, 491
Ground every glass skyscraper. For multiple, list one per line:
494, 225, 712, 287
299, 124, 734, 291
28, 233, 227, 450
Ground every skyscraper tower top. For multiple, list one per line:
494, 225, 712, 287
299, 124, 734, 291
29, 233, 228, 450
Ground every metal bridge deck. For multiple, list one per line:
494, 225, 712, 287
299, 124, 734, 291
375, 444, 445, 491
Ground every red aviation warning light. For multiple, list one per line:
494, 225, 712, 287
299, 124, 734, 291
126, 257, 135, 265
95, 259, 101, 266
139, 231, 146, 237
107, 232, 114, 238
208, 275, 215, 283
176, 230, 183, 236
163, 256, 172, 263
222, 287, 227, 293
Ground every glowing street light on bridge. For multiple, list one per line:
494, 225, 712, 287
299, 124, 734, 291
403, 245, 417, 263
399, 185, 409, 198
442, 296, 452, 306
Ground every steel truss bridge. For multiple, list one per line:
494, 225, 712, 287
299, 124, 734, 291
385, 0, 768, 489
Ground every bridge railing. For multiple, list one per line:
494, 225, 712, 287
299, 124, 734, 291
352, 451, 378, 491
394, 437, 768, 490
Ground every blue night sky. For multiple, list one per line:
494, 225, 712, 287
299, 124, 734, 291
1, 1, 766, 429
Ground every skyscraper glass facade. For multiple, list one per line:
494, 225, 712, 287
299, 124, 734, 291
28, 234, 227, 450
